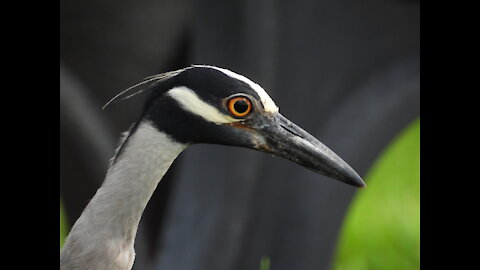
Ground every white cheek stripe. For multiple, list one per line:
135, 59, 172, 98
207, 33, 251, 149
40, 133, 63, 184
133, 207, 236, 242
192, 65, 279, 113
167, 86, 240, 124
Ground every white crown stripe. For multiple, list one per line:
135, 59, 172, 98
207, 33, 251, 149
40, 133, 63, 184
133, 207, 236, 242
192, 65, 279, 113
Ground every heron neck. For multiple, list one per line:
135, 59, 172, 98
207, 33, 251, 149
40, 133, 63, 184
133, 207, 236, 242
75, 121, 187, 244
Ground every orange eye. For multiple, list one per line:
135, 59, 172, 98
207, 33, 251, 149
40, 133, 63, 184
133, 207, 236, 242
227, 96, 252, 117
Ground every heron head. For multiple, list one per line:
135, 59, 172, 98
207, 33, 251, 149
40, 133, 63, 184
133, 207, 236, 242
119, 65, 365, 188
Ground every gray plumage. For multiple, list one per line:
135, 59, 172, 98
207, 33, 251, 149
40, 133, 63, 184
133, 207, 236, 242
61, 122, 186, 270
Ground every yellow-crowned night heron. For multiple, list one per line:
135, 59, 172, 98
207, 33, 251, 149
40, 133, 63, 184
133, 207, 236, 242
60, 65, 365, 270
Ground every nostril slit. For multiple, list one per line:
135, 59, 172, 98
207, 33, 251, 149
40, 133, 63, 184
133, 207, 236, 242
280, 124, 304, 139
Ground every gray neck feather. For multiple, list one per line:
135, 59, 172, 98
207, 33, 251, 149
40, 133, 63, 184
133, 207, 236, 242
61, 121, 187, 270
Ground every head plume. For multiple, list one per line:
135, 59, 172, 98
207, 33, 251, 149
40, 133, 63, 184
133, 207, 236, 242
102, 67, 190, 110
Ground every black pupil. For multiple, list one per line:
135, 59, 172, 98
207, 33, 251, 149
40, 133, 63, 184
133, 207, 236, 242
234, 99, 249, 113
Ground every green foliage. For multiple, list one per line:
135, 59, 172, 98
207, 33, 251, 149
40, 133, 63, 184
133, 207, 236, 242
260, 256, 271, 270
60, 199, 69, 249
332, 119, 420, 270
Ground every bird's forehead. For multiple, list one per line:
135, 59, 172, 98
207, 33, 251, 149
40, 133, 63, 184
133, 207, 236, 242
191, 65, 279, 113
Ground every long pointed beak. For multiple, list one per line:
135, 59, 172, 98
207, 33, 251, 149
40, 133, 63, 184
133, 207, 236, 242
254, 113, 365, 188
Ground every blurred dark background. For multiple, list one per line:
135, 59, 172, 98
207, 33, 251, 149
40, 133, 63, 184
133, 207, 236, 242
60, 0, 419, 269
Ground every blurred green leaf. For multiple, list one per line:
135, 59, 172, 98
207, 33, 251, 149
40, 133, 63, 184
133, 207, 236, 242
60, 198, 69, 250
332, 118, 420, 270
260, 256, 270, 270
